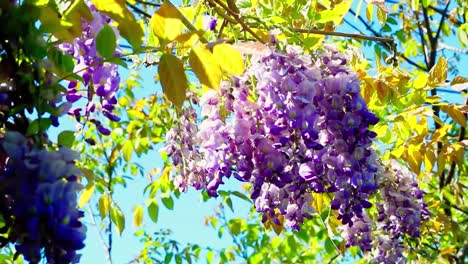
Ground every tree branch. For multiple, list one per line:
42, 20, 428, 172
207, 0, 266, 44
291, 28, 393, 45
434, 0, 452, 42
127, 1, 152, 19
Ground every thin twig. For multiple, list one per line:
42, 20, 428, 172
291, 28, 393, 44
134, 0, 162, 7
207, 0, 266, 44
414, 10, 430, 67
434, 0, 451, 47
127, 2, 152, 19
88, 205, 112, 264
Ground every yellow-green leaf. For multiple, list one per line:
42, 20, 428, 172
122, 140, 133, 162
110, 203, 125, 235
147, 199, 159, 223
150, 1, 185, 42
78, 184, 95, 208
428, 56, 448, 87
98, 194, 110, 219
189, 45, 222, 90
213, 44, 245, 75
158, 54, 188, 108
91, 0, 143, 49
133, 205, 144, 227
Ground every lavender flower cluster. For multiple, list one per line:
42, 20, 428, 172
164, 45, 380, 230
0, 132, 86, 263
58, 5, 121, 135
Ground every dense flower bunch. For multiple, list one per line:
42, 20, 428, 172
372, 160, 430, 263
58, 5, 121, 135
0, 132, 86, 263
164, 45, 380, 230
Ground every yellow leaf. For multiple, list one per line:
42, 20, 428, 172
98, 194, 110, 219
312, 193, 323, 214
78, 183, 95, 208
158, 54, 188, 108
39, 6, 75, 42
213, 44, 245, 75
189, 45, 222, 90
428, 56, 448, 87
441, 105, 466, 127
175, 32, 200, 55
150, 1, 185, 42
271, 214, 284, 235
451, 76, 468, 91
424, 145, 436, 173
133, 205, 144, 227
91, 0, 143, 49
413, 73, 428, 89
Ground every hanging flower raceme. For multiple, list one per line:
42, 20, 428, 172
58, 4, 121, 135
371, 160, 430, 263
0, 132, 86, 264
164, 44, 381, 230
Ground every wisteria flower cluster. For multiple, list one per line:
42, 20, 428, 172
372, 160, 430, 263
164, 45, 381, 231
0, 132, 86, 264
58, 4, 121, 135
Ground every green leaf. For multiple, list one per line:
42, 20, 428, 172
175, 255, 182, 264
110, 203, 125, 235
165, 253, 173, 264
189, 45, 222, 90
148, 199, 159, 223
132, 205, 144, 227
78, 184, 95, 208
162, 196, 174, 210
27, 118, 52, 136
58, 130, 75, 148
159, 54, 188, 108
98, 194, 110, 219
122, 140, 133, 162
150, 1, 185, 42
422, 0, 430, 8
91, 0, 143, 49
96, 25, 117, 59
213, 44, 245, 75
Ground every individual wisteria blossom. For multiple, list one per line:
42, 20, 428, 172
163, 44, 380, 230
0, 132, 86, 263
371, 160, 429, 263
203, 15, 218, 31
58, 4, 121, 135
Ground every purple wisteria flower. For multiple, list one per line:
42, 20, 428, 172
58, 4, 121, 134
0, 132, 86, 263
163, 44, 380, 231
203, 15, 218, 31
